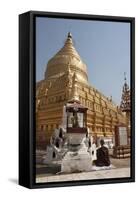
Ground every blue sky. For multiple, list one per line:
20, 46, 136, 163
36, 17, 130, 105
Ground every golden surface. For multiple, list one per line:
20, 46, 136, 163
36, 33, 129, 149
45, 32, 88, 84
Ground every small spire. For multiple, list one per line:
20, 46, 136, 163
69, 73, 80, 103
124, 72, 127, 82
68, 32, 72, 39
64, 32, 73, 46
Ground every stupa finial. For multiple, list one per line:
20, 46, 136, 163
124, 72, 127, 82
68, 32, 72, 39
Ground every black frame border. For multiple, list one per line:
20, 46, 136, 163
19, 11, 135, 189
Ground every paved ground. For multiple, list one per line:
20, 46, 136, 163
36, 157, 130, 183
110, 157, 130, 168
36, 168, 130, 183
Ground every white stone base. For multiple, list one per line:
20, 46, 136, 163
61, 150, 92, 173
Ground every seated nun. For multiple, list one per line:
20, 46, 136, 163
95, 139, 110, 167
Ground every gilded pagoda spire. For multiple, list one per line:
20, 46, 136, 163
65, 32, 73, 45
44, 32, 88, 83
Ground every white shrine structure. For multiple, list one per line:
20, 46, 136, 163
43, 93, 97, 173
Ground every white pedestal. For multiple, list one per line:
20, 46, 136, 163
61, 143, 92, 173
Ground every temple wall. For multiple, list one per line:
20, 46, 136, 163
36, 75, 127, 149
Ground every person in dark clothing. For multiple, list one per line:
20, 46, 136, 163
59, 128, 63, 138
95, 139, 110, 167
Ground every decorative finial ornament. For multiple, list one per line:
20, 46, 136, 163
68, 32, 72, 38
124, 72, 127, 82
64, 32, 73, 46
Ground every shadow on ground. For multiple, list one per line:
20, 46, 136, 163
8, 178, 18, 185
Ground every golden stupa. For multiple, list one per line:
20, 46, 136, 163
45, 32, 88, 84
36, 33, 129, 149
